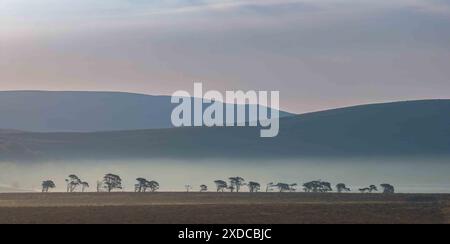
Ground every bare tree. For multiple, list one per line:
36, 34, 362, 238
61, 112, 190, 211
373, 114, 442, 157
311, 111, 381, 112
200, 185, 208, 192
103, 174, 122, 192
380, 184, 395, 194
229, 177, 245, 192
336, 183, 351, 193
214, 180, 228, 192
248, 181, 261, 193
42, 180, 56, 193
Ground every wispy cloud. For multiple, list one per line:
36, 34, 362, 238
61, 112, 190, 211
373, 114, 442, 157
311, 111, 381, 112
407, 0, 450, 15
2, 0, 450, 27
1, 0, 450, 113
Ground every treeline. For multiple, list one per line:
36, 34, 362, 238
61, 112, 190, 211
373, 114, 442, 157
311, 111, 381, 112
41, 175, 395, 194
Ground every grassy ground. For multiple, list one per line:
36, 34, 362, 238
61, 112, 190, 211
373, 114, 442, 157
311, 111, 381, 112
0, 192, 449, 224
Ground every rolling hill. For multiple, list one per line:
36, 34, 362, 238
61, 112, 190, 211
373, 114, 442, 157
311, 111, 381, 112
0, 91, 293, 132
0, 100, 449, 162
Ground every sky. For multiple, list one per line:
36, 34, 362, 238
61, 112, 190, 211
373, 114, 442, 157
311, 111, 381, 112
1, 0, 450, 113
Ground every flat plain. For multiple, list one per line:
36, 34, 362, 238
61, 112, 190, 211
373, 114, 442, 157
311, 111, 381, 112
0, 192, 449, 224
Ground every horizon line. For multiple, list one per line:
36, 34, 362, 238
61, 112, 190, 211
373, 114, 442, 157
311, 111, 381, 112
0, 89, 449, 115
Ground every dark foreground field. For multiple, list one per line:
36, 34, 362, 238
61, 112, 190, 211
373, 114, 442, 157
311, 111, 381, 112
0, 192, 449, 224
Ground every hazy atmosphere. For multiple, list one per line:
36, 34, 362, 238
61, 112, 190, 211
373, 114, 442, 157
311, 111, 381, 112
1, 0, 450, 113
1, 1, 450, 225
2, 158, 450, 193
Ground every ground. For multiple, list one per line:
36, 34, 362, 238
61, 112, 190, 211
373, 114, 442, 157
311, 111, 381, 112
0, 192, 449, 224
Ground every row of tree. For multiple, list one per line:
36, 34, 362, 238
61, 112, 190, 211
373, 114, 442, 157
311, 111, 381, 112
42, 174, 124, 193
214, 179, 395, 194
42, 175, 395, 194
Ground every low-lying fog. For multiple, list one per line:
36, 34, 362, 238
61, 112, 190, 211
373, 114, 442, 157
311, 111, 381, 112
1, 158, 450, 193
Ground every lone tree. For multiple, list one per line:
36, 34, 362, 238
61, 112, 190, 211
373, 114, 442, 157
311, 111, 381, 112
248, 182, 261, 193
214, 180, 228, 192
380, 184, 395, 194
135, 178, 148, 192
336, 183, 351, 193
42, 180, 56, 193
66, 174, 81, 192
229, 177, 245, 192
200, 185, 208, 192
103, 174, 122, 192
81, 182, 89, 192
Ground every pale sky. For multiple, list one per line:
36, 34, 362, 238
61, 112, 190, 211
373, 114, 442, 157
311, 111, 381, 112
1, 0, 450, 113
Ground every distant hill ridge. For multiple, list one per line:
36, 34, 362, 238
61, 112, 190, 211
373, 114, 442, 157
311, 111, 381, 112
0, 90, 294, 132
0, 99, 449, 161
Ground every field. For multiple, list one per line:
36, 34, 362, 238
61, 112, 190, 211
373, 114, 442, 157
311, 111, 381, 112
0, 192, 449, 224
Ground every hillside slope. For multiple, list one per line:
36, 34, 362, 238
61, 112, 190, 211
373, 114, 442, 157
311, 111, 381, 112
0, 91, 292, 132
0, 100, 449, 161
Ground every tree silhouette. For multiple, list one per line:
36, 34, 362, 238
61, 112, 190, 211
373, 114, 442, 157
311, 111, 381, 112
66, 175, 81, 192
248, 181, 261, 193
272, 183, 297, 192
303, 181, 320, 192
148, 181, 160, 192
214, 180, 228, 192
289, 183, 298, 192
336, 183, 351, 193
359, 185, 378, 193
321, 182, 333, 192
81, 182, 89, 192
229, 177, 245, 192
42, 180, 56, 193
303, 180, 331, 192
103, 174, 122, 192
380, 184, 395, 194
200, 185, 208, 192
135, 178, 148, 192
276, 183, 290, 192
